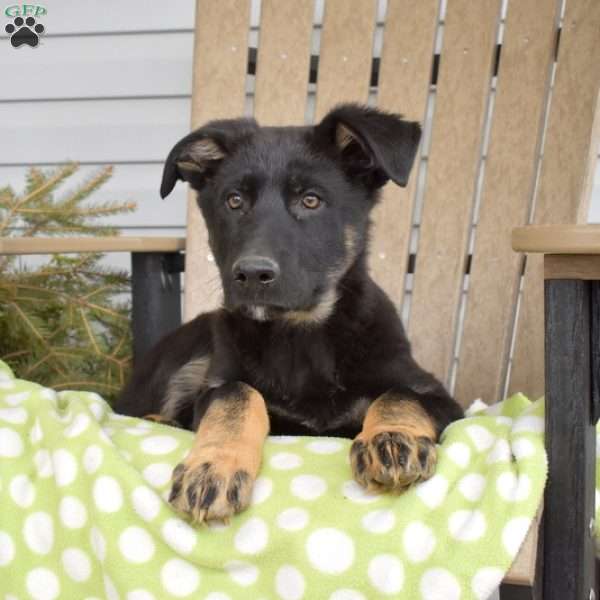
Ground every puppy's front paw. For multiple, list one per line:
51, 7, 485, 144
350, 429, 437, 492
169, 449, 254, 523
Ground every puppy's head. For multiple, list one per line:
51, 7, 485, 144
161, 104, 420, 324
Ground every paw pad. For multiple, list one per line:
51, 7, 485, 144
5, 16, 44, 48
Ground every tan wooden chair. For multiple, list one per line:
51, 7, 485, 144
2, 1, 599, 597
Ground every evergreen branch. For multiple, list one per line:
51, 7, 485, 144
0, 164, 78, 234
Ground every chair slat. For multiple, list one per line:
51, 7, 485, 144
254, 0, 314, 126
314, 0, 377, 120
408, 0, 501, 385
454, 0, 558, 406
185, 0, 251, 319
509, 0, 600, 398
370, 0, 439, 309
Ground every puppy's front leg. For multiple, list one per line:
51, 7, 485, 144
350, 393, 438, 493
169, 382, 269, 523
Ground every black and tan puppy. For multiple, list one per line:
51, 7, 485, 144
116, 104, 463, 523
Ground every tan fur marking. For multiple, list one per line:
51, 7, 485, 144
282, 287, 339, 326
335, 123, 357, 150
362, 396, 436, 440
351, 395, 437, 493
169, 384, 269, 523
162, 356, 210, 420
143, 414, 179, 427
188, 138, 225, 163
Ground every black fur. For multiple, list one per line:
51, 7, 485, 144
116, 103, 463, 438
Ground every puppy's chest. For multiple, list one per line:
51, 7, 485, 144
239, 334, 365, 434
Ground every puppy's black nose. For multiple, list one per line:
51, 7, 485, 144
232, 256, 280, 286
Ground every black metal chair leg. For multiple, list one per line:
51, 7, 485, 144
543, 279, 596, 600
131, 251, 184, 363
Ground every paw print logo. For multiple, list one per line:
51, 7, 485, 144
5, 16, 45, 48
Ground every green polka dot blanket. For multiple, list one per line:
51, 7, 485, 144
0, 358, 568, 600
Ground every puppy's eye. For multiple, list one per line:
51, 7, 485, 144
302, 194, 321, 209
226, 193, 243, 210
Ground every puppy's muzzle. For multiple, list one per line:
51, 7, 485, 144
232, 255, 280, 289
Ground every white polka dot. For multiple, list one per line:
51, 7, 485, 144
362, 509, 395, 534
204, 594, 231, 600
104, 575, 119, 600
513, 438, 535, 460
10, 473, 35, 507
88, 401, 105, 421
0, 428, 23, 457
125, 426, 151, 436
466, 425, 495, 451
90, 527, 106, 561
496, 472, 532, 502
269, 435, 299, 444
458, 473, 487, 502
402, 522, 436, 563
34, 449, 53, 478
306, 528, 355, 574
0, 407, 27, 424
234, 517, 269, 555
415, 474, 449, 509
448, 509, 487, 541
341, 479, 379, 504
368, 554, 404, 595
329, 591, 366, 600
275, 565, 305, 600
306, 439, 343, 454
471, 567, 504, 600
270, 452, 303, 470
62, 547, 91, 582
420, 568, 461, 600
276, 507, 309, 531
40, 388, 57, 402
26, 567, 60, 600
251, 476, 273, 505
65, 413, 91, 438
161, 558, 200, 597
119, 526, 155, 563
0, 531, 15, 565
5, 391, 30, 405
143, 463, 172, 487
502, 516, 531, 556
487, 438, 511, 464
495, 416, 513, 427
290, 474, 327, 500
59, 496, 87, 529
52, 449, 77, 487
132, 485, 161, 521
81, 446, 102, 475
513, 415, 544, 434
93, 476, 123, 512
445, 442, 471, 468
140, 435, 179, 455
127, 591, 156, 600
30, 418, 43, 443
24, 511, 54, 554
162, 518, 197, 555
225, 560, 259, 586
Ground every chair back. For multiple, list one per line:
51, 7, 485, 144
184, 0, 600, 406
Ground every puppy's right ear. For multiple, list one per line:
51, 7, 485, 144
160, 118, 258, 199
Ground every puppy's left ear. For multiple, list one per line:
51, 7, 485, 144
314, 103, 421, 188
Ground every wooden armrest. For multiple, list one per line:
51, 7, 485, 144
0, 237, 186, 255
512, 224, 600, 254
